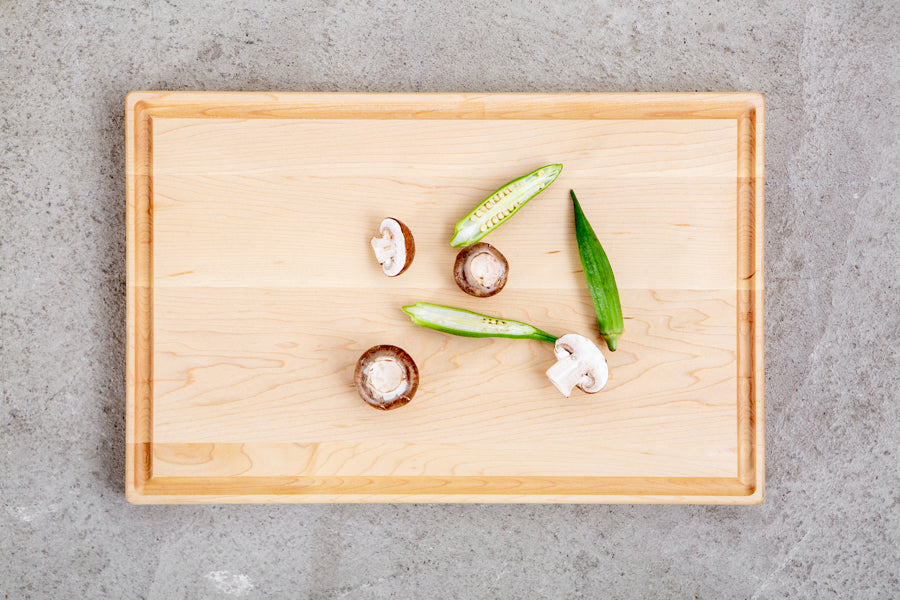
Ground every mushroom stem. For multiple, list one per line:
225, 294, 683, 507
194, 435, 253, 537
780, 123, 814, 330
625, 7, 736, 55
365, 357, 406, 402
371, 234, 396, 264
546, 354, 588, 397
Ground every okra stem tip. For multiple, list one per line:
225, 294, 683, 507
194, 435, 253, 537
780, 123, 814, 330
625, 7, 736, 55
534, 331, 560, 344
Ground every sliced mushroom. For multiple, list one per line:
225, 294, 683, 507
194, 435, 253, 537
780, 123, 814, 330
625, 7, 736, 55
371, 218, 415, 277
354, 345, 419, 410
545, 334, 608, 397
453, 242, 509, 297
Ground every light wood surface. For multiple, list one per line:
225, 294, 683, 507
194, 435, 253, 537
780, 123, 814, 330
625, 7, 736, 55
126, 92, 764, 503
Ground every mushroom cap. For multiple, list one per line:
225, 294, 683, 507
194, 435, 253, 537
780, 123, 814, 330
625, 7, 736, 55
354, 345, 419, 410
453, 242, 509, 297
372, 218, 415, 277
553, 333, 609, 393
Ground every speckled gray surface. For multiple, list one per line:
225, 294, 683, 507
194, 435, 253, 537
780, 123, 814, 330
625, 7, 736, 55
2, 1, 898, 598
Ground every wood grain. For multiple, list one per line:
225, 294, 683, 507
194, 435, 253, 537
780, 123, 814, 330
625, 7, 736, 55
126, 92, 764, 504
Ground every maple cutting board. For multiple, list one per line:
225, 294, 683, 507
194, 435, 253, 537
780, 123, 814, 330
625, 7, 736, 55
126, 92, 764, 504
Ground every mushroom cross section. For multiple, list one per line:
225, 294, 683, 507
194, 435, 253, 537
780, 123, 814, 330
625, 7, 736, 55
545, 333, 608, 397
370, 218, 415, 277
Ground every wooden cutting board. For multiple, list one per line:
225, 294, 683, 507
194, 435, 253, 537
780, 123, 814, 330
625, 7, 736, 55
126, 92, 764, 504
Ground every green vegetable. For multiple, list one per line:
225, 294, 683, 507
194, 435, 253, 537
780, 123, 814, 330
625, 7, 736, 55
402, 302, 557, 343
571, 190, 623, 351
450, 164, 563, 247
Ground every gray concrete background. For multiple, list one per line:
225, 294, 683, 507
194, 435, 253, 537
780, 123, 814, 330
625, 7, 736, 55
2, 1, 898, 598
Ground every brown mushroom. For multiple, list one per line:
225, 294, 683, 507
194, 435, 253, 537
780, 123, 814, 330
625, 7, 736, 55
371, 218, 415, 277
453, 242, 509, 297
354, 345, 419, 410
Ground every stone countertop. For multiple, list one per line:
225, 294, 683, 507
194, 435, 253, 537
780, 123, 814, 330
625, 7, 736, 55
1, 1, 897, 598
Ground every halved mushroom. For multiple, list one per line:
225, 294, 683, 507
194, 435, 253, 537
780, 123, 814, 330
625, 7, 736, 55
354, 345, 419, 410
453, 242, 509, 297
371, 218, 415, 277
545, 334, 608, 397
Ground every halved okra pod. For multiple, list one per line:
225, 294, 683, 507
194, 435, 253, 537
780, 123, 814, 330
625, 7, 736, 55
402, 302, 557, 343
450, 164, 563, 247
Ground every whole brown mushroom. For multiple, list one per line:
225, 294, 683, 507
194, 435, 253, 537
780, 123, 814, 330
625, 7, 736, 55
354, 345, 419, 410
453, 242, 509, 297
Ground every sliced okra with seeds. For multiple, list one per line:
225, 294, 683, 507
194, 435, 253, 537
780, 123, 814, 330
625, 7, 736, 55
450, 164, 563, 247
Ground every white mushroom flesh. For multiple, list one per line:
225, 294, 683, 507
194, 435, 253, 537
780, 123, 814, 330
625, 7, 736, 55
371, 235, 395, 263
468, 251, 505, 288
546, 333, 608, 397
365, 357, 409, 402
370, 218, 406, 276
